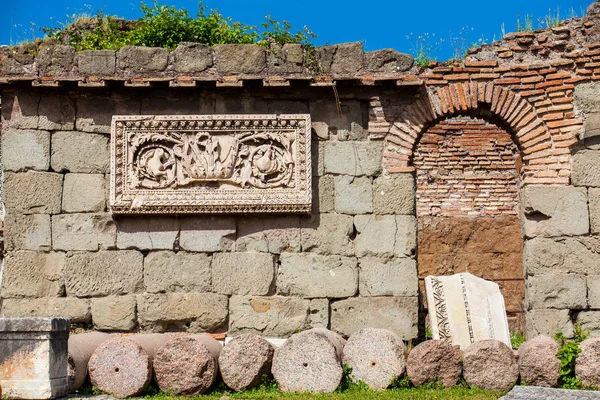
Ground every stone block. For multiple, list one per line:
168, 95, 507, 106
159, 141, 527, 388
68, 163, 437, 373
527, 274, 587, 309
2, 298, 91, 323
313, 141, 325, 176
524, 236, 600, 276
365, 49, 414, 73
179, 216, 236, 252
214, 44, 266, 75
300, 214, 354, 256
212, 253, 275, 295
573, 150, 600, 186
2, 129, 50, 171
1, 251, 64, 298
582, 112, 600, 150
64, 251, 143, 297
172, 42, 212, 73
354, 215, 417, 257
324, 141, 383, 176
520, 185, 589, 238
373, 173, 415, 214
309, 100, 365, 141
5, 213, 51, 251
52, 214, 116, 251
235, 216, 300, 253
144, 251, 211, 293
278, 253, 358, 298
76, 94, 140, 134
502, 386, 600, 400
0, 90, 39, 129
331, 42, 364, 74
590, 188, 600, 234
267, 43, 304, 74
359, 257, 417, 296
62, 173, 106, 213
118, 46, 169, 72
588, 276, 600, 309
309, 299, 330, 328
3, 171, 62, 214
137, 292, 228, 332
0, 53, 34, 75
77, 50, 116, 75
116, 216, 179, 250
334, 176, 373, 214
526, 309, 574, 339
51, 131, 109, 173
37, 45, 76, 76
574, 81, 600, 113
330, 297, 418, 339
313, 175, 335, 213
228, 295, 311, 337
91, 296, 137, 331
38, 93, 75, 131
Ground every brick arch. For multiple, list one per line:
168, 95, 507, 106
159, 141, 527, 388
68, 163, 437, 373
372, 82, 577, 185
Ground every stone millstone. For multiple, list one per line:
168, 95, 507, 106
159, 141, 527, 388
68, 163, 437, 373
219, 334, 275, 392
406, 339, 462, 388
576, 338, 600, 389
463, 339, 518, 391
342, 328, 406, 390
88, 334, 171, 398
68, 331, 111, 392
518, 335, 560, 387
272, 329, 346, 393
154, 334, 222, 395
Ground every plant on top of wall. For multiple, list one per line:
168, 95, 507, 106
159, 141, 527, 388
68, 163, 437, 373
554, 324, 590, 389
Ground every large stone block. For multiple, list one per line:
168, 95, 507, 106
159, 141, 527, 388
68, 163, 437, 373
278, 253, 358, 298
4, 171, 62, 214
520, 185, 589, 238
2, 297, 91, 323
526, 309, 574, 339
2, 129, 50, 171
52, 214, 116, 251
359, 257, 417, 296
116, 216, 179, 250
1, 251, 64, 298
574, 81, 600, 113
118, 46, 169, 72
300, 214, 354, 256
62, 173, 106, 213
1, 90, 39, 129
524, 236, 600, 276
309, 100, 365, 141
5, 213, 51, 251
91, 296, 137, 331
144, 251, 211, 293
324, 141, 383, 176
573, 150, 600, 186
179, 216, 236, 252
588, 276, 600, 309
64, 251, 143, 297
137, 292, 228, 332
330, 297, 418, 339
235, 216, 300, 253
228, 295, 311, 337
590, 188, 600, 234
331, 42, 364, 74
172, 42, 212, 73
314, 175, 335, 213
267, 43, 304, 74
527, 274, 587, 309
372, 173, 415, 214
354, 215, 417, 257
37, 45, 76, 76
309, 299, 330, 328
77, 50, 116, 75
365, 49, 414, 73
576, 312, 600, 338
51, 131, 109, 173
76, 94, 140, 134
214, 44, 266, 74
334, 176, 373, 214
582, 112, 600, 150
38, 93, 75, 131
212, 253, 275, 295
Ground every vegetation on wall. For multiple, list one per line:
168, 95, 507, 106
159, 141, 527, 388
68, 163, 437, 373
554, 324, 590, 389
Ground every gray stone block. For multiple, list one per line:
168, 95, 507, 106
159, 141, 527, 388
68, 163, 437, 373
76, 94, 140, 134
359, 257, 418, 296
334, 176, 373, 214
38, 93, 76, 130
588, 276, 600, 309
37, 45, 76, 76
214, 44, 266, 75
582, 112, 600, 150
52, 213, 116, 251
590, 188, 600, 234
309, 299, 330, 328
330, 297, 418, 339
4, 171, 62, 214
314, 175, 335, 213
524, 236, 600, 276
354, 215, 417, 257
373, 173, 415, 214
576, 311, 600, 339
2, 129, 50, 171
309, 100, 365, 141
78, 50, 116, 75
1, 90, 39, 129
527, 274, 587, 309
278, 253, 358, 298
116, 216, 179, 250
365, 49, 414, 73
179, 216, 236, 252
501, 385, 600, 400
51, 131, 109, 173
324, 141, 383, 176
2, 297, 91, 323
212, 253, 275, 296
5, 213, 51, 251
235, 216, 300, 253
144, 251, 211, 294
267, 43, 304, 74
526, 309, 574, 339
331, 42, 364, 74
574, 81, 600, 113
62, 173, 106, 213
91, 296, 137, 331
137, 292, 228, 332
300, 214, 354, 256
118, 46, 169, 72
228, 295, 311, 337
520, 185, 589, 238
172, 42, 212, 73
64, 251, 143, 297
1, 251, 64, 298
573, 150, 600, 186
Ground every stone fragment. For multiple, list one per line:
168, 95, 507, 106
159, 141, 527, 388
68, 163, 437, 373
2, 129, 50, 171
154, 335, 222, 395
37, 45, 76, 76
330, 42, 364, 74
38, 94, 75, 130
62, 173, 106, 213
88, 334, 171, 398
372, 173, 415, 214
272, 329, 345, 393
573, 150, 600, 186
52, 213, 116, 251
1, 298, 91, 323
300, 214, 354, 256
334, 176, 373, 214
116, 216, 179, 250
526, 309, 574, 339
365, 49, 414, 73
462, 340, 518, 391
502, 385, 600, 400
359, 257, 417, 296
354, 215, 417, 257
144, 251, 211, 293
235, 216, 300, 253
77, 50, 116, 75
212, 253, 275, 295
577, 338, 600, 389
118, 46, 169, 72
68, 332, 111, 392
179, 217, 236, 252
518, 335, 560, 387
406, 340, 462, 388
342, 328, 406, 390
219, 334, 274, 391
324, 141, 383, 176
51, 131, 110, 174
1, 251, 64, 298
173, 42, 213, 73
526, 274, 587, 309
214, 44, 266, 74
3, 171, 62, 214
91, 296, 137, 331
5, 213, 51, 251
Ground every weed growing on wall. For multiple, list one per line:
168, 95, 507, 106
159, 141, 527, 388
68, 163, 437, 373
405, 32, 444, 67
554, 324, 590, 389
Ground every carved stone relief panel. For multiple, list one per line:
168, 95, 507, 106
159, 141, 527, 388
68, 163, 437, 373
110, 114, 312, 214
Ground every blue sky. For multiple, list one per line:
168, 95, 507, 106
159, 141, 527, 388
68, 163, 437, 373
0, 0, 594, 61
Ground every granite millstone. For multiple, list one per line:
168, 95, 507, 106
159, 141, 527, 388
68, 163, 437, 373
68, 331, 111, 392
342, 328, 406, 390
406, 339, 462, 388
463, 340, 518, 391
154, 334, 222, 395
518, 335, 560, 387
219, 334, 275, 392
272, 329, 346, 393
576, 338, 600, 389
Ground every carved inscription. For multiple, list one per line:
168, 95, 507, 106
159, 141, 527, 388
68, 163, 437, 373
110, 115, 311, 214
